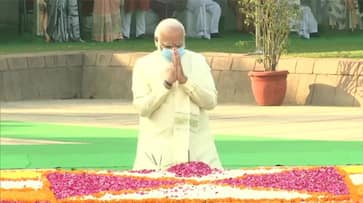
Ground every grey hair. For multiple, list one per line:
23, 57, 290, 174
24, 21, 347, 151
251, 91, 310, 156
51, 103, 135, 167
154, 18, 186, 48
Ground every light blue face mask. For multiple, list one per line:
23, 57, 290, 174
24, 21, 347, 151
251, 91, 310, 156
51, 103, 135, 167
161, 47, 185, 62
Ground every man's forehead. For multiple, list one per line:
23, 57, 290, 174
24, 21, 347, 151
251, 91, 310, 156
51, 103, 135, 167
159, 36, 183, 45
161, 41, 183, 45
162, 26, 183, 34
159, 28, 183, 38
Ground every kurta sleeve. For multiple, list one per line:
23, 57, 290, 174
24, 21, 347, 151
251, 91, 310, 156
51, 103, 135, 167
132, 60, 171, 117
179, 56, 217, 110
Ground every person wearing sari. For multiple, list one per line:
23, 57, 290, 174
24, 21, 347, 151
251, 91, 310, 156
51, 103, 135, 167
47, 0, 82, 42
122, 0, 150, 39
36, 0, 50, 42
92, 0, 123, 42
131, 18, 222, 170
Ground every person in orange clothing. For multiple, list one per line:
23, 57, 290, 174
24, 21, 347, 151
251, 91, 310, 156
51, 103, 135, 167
122, 0, 150, 39
38, 0, 51, 42
92, 0, 123, 42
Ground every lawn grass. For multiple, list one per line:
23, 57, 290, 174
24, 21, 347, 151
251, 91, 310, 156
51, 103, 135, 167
1, 121, 363, 169
0, 25, 362, 58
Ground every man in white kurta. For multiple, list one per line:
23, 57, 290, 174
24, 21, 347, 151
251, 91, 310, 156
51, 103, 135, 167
290, 0, 318, 39
185, 0, 221, 39
132, 18, 222, 170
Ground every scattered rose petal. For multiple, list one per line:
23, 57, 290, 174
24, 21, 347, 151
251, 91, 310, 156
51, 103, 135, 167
166, 161, 214, 177
216, 167, 349, 195
47, 172, 182, 199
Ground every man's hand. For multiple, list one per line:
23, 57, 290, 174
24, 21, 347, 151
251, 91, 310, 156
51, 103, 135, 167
165, 63, 177, 85
173, 48, 187, 84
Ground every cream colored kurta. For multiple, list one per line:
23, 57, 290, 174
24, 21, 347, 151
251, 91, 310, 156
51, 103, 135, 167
132, 50, 222, 170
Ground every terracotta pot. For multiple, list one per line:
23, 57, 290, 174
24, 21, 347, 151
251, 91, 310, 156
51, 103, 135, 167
248, 70, 289, 106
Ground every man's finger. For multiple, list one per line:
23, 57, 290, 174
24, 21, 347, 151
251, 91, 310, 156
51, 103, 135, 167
174, 49, 182, 67
172, 48, 178, 66
171, 48, 178, 75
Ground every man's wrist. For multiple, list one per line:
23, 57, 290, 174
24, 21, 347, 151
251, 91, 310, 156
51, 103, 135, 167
179, 77, 188, 85
163, 80, 173, 89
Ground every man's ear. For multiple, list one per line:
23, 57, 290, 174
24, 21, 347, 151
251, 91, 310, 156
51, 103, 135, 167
154, 37, 159, 49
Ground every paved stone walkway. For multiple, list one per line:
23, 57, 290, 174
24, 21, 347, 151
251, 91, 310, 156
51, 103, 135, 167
1, 100, 362, 141
0, 138, 84, 145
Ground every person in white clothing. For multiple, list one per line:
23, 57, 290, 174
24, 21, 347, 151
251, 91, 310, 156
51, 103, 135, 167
298, 5, 318, 39
289, 0, 319, 39
185, 0, 221, 39
122, 0, 150, 39
131, 18, 222, 170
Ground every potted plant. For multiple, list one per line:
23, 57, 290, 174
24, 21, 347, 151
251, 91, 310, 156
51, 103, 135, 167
238, 0, 299, 106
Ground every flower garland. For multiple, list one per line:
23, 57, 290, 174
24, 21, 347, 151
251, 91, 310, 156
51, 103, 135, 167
0, 163, 362, 203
